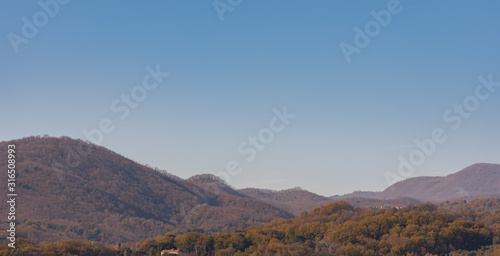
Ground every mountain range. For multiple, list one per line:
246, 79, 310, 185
1, 136, 499, 245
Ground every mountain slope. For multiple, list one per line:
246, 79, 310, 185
187, 174, 249, 198
330, 190, 379, 200
377, 163, 500, 202
239, 188, 415, 215
0, 136, 292, 244
239, 187, 335, 215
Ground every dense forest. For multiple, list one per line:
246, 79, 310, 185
2, 200, 499, 256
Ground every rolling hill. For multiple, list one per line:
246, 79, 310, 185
239, 188, 418, 215
238, 187, 333, 215
376, 163, 500, 202
0, 136, 292, 244
187, 174, 249, 198
330, 190, 379, 200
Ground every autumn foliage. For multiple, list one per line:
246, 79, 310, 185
2, 200, 500, 256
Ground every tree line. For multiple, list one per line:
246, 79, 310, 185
1, 200, 500, 255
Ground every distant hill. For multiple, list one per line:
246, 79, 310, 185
187, 174, 249, 198
240, 163, 500, 214
239, 188, 409, 215
330, 190, 379, 200
239, 187, 332, 215
0, 136, 292, 244
377, 163, 500, 202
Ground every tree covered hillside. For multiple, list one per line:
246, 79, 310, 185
2, 200, 500, 256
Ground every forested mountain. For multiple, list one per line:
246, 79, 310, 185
239, 188, 418, 215
377, 163, 500, 202
187, 174, 249, 198
0, 136, 292, 244
239, 187, 333, 216
330, 190, 379, 200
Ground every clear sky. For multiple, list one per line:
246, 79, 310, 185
2, 1, 500, 196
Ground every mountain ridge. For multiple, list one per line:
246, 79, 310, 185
377, 163, 500, 202
2, 135, 499, 245
0, 136, 293, 244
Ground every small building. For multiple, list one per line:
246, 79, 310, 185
161, 249, 180, 255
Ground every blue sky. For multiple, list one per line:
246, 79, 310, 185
1, 1, 500, 196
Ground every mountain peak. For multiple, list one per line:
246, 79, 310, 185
451, 163, 500, 176
377, 163, 500, 202
187, 173, 228, 185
